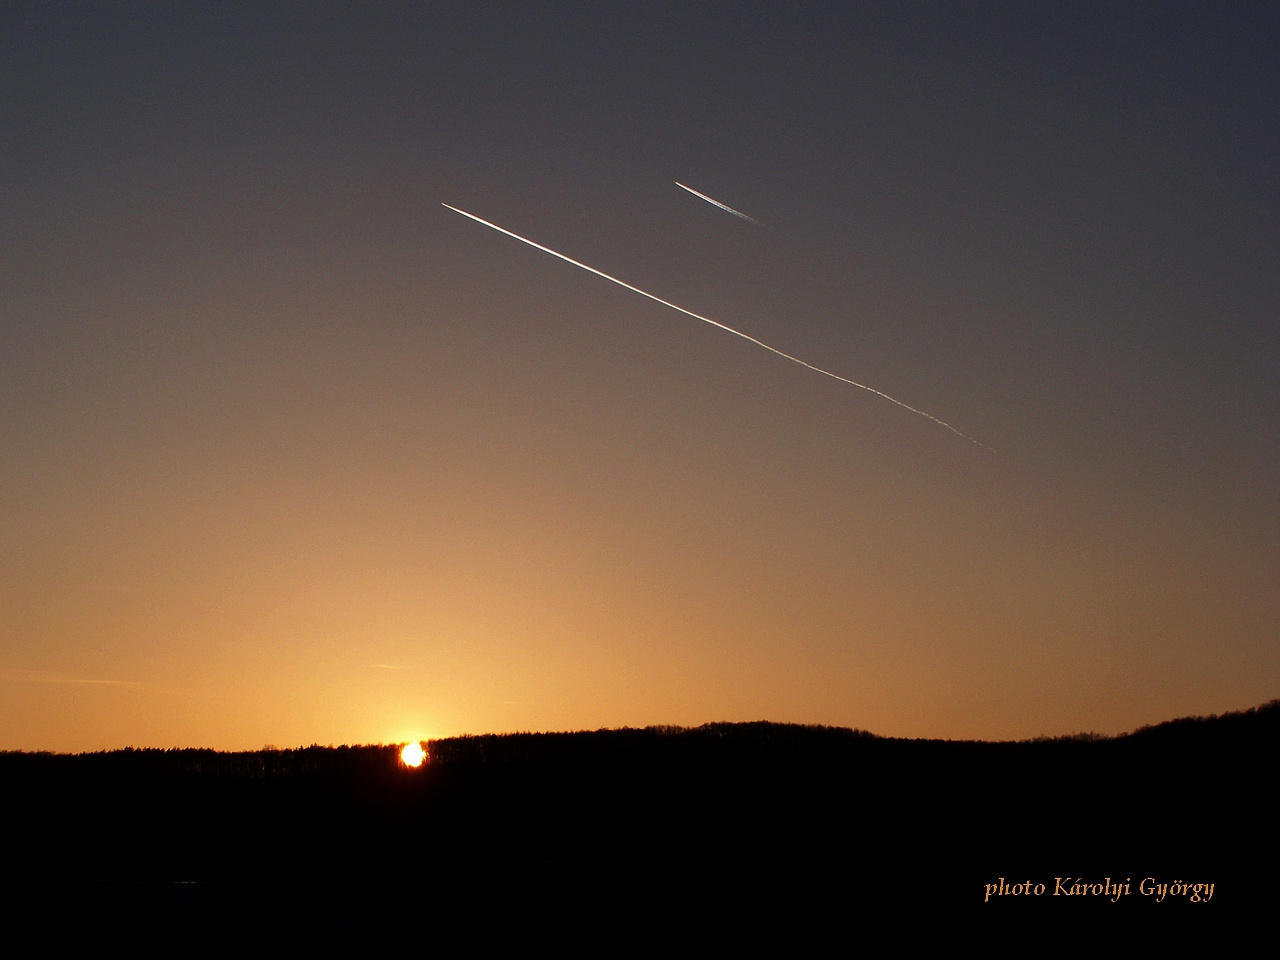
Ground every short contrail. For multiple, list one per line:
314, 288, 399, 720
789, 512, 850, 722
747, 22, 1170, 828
674, 181, 760, 224
443, 203, 988, 449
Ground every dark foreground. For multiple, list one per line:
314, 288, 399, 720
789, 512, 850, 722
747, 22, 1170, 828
3, 702, 1275, 943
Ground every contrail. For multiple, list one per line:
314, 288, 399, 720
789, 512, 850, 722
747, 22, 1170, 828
443, 203, 988, 449
12, 669, 142, 686
674, 181, 760, 223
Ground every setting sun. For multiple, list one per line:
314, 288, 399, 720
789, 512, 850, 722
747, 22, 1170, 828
400, 742, 425, 767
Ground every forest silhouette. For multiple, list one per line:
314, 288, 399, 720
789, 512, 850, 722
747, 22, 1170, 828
4, 701, 1273, 942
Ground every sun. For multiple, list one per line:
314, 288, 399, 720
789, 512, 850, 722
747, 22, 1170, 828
400, 742, 425, 767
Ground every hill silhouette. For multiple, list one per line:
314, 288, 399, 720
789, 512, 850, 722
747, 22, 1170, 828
3, 701, 1273, 942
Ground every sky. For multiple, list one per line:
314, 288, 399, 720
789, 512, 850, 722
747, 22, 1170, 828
2, 2, 1277, 751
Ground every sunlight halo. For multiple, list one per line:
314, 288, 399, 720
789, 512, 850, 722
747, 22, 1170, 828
400, 742, 425, 767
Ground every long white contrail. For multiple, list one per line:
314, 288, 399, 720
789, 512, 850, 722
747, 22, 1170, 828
674, 181, 760, 224
443, 203, 988, 448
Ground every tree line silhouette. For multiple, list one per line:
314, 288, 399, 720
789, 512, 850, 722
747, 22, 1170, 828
3, 701, 1273, 941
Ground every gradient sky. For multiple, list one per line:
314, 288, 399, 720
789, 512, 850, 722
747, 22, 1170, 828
3, 2, 1277, 751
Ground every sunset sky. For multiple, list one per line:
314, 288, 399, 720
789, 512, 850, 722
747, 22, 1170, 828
3, 3, 1277, 751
